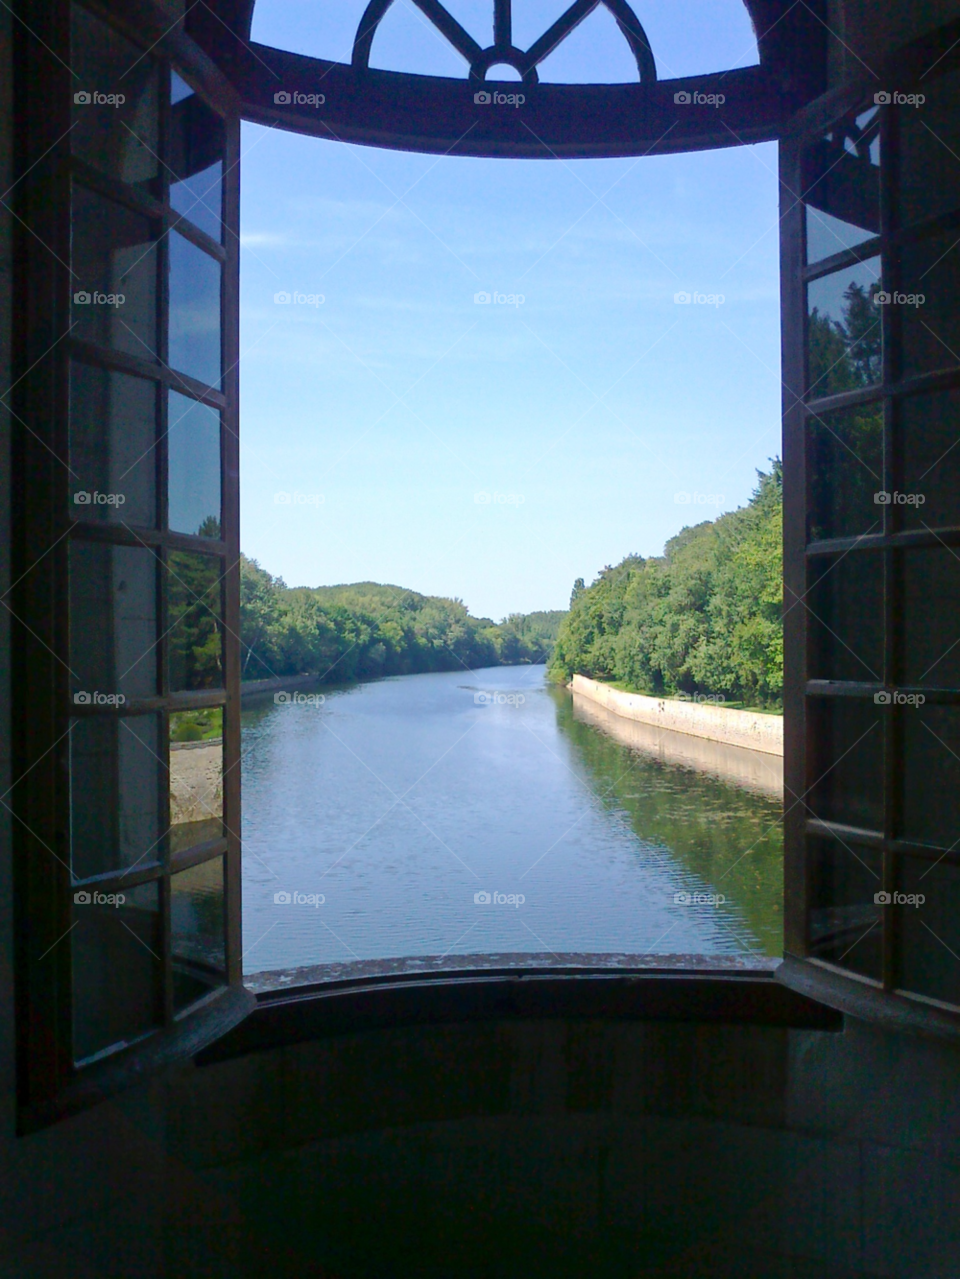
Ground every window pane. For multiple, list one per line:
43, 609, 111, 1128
170, 708, 224, 853
898, 68, 960, 227
809, 697, 884, 831
899, 232, 960, 379
69, 362, 156, 527
167, 390, 221, 537
70, 3, 159, 196
807, 258, 882, 397
70, 541, 158, 701
901, 706, 960, 846
807, 401, 884, 541
808, 836, 882, 980
901, 388, 960, 530
901, 549, 960, 688
168, 231, 221, 389
898, 857, 960, 1008
171, 856, 226, 1012
169, 70, 225, 242
72, 879, 161, 1064
167, 551, 224, 690
801, 104, 880, 265
806, 552, 884, 683
70, 714, 162, 880
72, 184, 157, 359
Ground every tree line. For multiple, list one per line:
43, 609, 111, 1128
548, 462, 783, 709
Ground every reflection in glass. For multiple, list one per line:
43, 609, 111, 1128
70, 714, 162, 880
171, 857, 226, 1012
807, 258, 882, 397
72, 185, 158, 360
70, 541, 158, 700
168, 390, 221, 537
807, 401, 883, 541
807, 552, 883, 683
70, 3, 159, 196
167, 551, 224, 690
69, 362, 156, 527
168, 231, 221, 389
169, 708, 224, 853
169, 71, 225, 242
809, 697, 884, 831
902, 389, 960, 530
72, 880, 161, 1064
902, 707, 960, 847
802, 104, 880, 265
899, 857, 960, 1007
808, 836, 882, 980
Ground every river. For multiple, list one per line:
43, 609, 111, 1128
240, 664, 783, 977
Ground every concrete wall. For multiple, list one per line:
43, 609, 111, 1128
571, 675, 784, 757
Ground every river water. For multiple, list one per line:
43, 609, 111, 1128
240, 664, 783, 976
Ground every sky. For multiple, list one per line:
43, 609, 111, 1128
238, 0, 780, 620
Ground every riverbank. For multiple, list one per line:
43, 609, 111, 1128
241, 671, 321, 700
570, 675, 783, 757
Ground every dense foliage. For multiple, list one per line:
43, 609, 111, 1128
239, 564, 565, 683
548, 462, 783, 708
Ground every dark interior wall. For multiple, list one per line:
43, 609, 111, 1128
826, 0, 960, 87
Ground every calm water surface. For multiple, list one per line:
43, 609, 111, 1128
240, 665, 783, 973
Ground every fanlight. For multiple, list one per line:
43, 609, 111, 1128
352, 0, 657, 83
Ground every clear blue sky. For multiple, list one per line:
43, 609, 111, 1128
239, 0, 779, 620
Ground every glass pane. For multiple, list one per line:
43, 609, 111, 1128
899, 68, 960, 227
70, 714, 162, 880
901, 388, 960, 530
807, 258, 882, 397
167, 390, 221, 537
169, 708, 224, 853
898, 857, 960, 1008
70, 3, 159, 196
69, 362, 156, 527
72, 184, 157, 359
902, 707, 960, 846
807, 401, 884, 541
70, 541, 158, 701
169, 70, 225, 242
167, 551, 224, 690
168, 231, 221, 389
899, 232, 960, 379
809, 697, 884, 831
901, 549, 960, 688
808, 836, 882, 980
171, 856, 226, 1012
801, 104, 880, 265
72, 879, 161, 1064
806, 553, 884, 683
